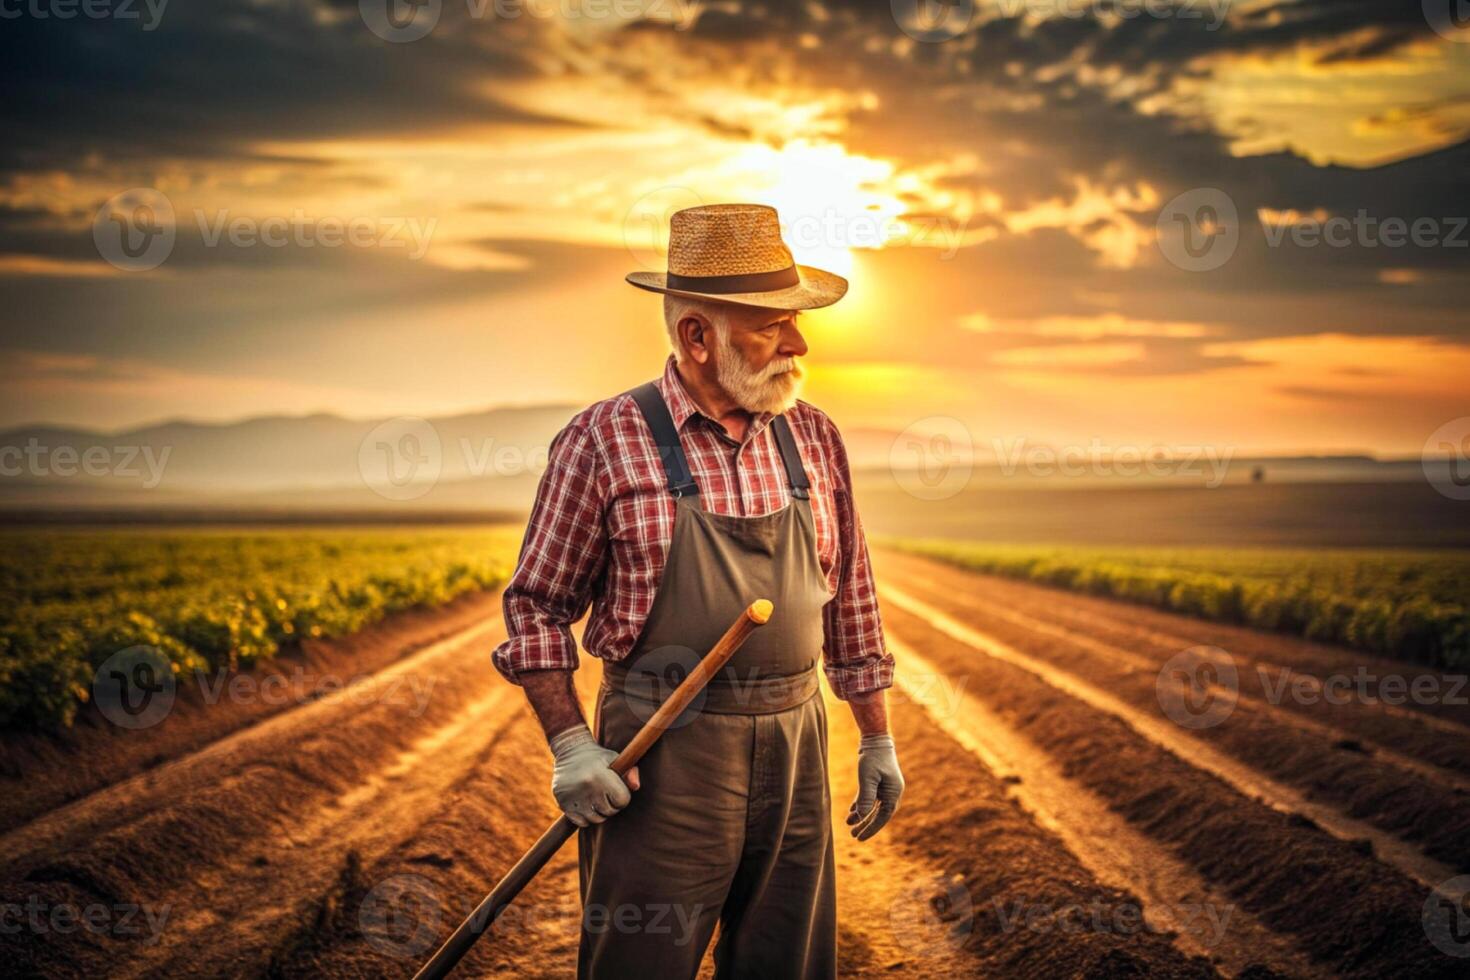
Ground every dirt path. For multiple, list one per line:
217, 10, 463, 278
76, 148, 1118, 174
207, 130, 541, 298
4, 552, 1469, 977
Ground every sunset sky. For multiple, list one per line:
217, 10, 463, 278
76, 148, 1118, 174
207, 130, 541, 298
2, 0, 1467, 456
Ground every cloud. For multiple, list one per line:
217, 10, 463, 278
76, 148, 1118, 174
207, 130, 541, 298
0, 0, 1466, 449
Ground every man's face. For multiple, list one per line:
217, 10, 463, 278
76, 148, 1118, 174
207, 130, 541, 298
710, 304, 809, 415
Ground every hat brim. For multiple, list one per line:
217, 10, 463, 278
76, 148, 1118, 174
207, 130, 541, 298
625, 264, 848, 311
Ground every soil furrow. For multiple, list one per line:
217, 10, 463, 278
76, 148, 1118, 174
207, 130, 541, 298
881, 581, 1461, 890
877, 595, 1463, 978
885, 633, 1327, 979
881, 569, 1470, 875
876, 549, 1470, 746
897, 567, 1470, 795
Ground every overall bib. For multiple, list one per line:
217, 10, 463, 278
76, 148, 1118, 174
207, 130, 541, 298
577, 382, 838, 980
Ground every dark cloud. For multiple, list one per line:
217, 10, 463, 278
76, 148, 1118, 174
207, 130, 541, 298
1, 0, 1466, 407
0, 1, 587, 177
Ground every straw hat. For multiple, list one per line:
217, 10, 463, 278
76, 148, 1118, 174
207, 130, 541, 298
626, 203, 848, 310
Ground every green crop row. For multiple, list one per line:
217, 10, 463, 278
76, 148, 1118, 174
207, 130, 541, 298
0, 527, 522, 729
886, 540, 1470, 669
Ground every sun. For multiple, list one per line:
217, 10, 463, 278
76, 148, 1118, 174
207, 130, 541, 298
731, 140, 911, 277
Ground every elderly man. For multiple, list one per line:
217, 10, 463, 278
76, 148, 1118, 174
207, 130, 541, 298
491, 203, 903, 979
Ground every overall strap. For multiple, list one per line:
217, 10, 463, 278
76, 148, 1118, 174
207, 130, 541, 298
770, 415, 811, 500
629, 382, 699, 499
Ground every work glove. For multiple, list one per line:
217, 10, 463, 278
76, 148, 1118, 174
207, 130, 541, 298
847, 733, 904, 841
549, 724, 639, 828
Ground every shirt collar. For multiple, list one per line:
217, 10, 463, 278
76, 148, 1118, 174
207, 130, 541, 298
656, 354, 775, 441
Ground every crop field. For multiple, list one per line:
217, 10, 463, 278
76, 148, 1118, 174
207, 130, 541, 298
0, 526, 521, 728
3, 528, 1470, 977
885, 539, 1470, 669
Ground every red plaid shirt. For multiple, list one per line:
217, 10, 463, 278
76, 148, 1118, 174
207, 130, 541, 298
491, 355, 894, 701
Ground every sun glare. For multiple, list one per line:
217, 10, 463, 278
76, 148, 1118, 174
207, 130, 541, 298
731, 140, 912, 276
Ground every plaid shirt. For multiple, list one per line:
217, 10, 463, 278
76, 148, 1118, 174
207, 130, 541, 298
491, 355, 894, 701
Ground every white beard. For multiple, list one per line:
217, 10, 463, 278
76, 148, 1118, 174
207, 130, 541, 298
713, 324, 805, 415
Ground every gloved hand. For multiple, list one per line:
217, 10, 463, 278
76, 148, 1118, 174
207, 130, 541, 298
847, 732, 904, 841
550, 724, 639, 828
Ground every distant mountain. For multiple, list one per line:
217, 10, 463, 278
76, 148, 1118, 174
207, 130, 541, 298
0, 404, 580, 512
0, 404, 1431, 518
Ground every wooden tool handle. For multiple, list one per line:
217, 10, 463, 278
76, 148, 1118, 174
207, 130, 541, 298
608, 597, 770, 776
411, 599, 772, 980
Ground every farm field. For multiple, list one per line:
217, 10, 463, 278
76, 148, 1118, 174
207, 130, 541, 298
886, 539, 1470, 668
853, 477, 1470, 549
2, 534, 1469, 977
0, 526, 520, 728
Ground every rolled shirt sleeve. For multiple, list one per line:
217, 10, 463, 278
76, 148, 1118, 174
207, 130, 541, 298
818, 414, 896, 700
491, 421, 608, 685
